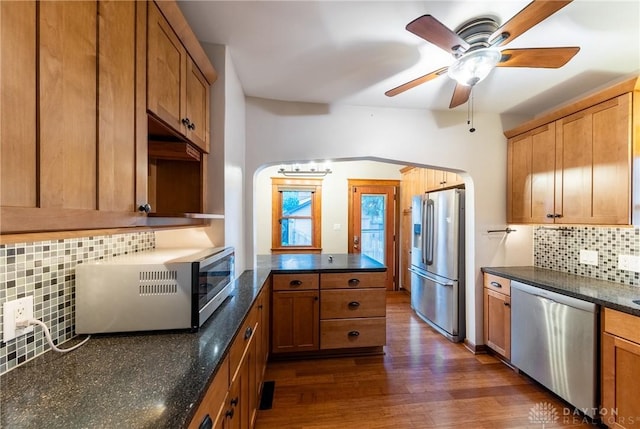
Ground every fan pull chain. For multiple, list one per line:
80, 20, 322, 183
467, 88, 476, 133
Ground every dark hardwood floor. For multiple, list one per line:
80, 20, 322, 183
256, 291, 597, 428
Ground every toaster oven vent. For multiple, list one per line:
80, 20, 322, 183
139, 283, 178, 296
139, 270, 178, 281
139, 270, 179, 296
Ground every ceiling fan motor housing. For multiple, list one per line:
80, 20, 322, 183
453, 17, 500, 57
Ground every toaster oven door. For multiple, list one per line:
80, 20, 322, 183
195, 247, 235, 327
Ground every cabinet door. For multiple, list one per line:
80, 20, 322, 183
591, 94, 631, 224
602, 332, 640, 428
98, 0, 136, 212
39, 1, 97, 210
556, 94, 631, 224
272, 291, 319, 353
147, 1, 186, 134
185, 57, 210, 152
256, 287, 270, 390
425, 169, 440, 192
227, 369, 241, 429
0, 1, 37, 209
483, 288, 511, 359
507, 124, 555, 223
443, 171, 462, 188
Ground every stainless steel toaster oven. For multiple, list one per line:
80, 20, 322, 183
75, 247, 235, 334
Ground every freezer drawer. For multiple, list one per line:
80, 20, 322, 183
511, 281, 597, 418
410, 268, 460, 341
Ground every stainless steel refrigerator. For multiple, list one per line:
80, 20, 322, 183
410, 188, 465, 342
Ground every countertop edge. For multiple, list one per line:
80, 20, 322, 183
481, 266, 640, 317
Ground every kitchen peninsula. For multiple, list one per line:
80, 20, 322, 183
0, 254, 385, 429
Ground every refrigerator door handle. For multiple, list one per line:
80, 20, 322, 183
425, 199, 435, 265
408, 268, 454, 287
421, 198, 427, 265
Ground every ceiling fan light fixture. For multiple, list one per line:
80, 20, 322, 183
447, 48, 502, 86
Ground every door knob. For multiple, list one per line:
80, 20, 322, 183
138, 203, 151, 213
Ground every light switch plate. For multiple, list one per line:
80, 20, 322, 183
579, 250, 598, 266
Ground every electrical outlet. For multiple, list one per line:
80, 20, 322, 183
3, 296, 34, 342
579, 250, 598, 266
619, 255, 640, 273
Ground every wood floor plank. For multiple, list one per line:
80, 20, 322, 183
255, 291, 594, 429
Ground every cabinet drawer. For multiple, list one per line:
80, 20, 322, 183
483, 273, 511, 296
320, 318, 386, 349
320, 272, 386, 289
273, 273, 319, 291
603, 308, 640, 345
321, 289, 386, 319
229, 306, 258, 380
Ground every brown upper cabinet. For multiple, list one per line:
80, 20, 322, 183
426, 170, 464, 192
0, 0, 217, 234
147, 1, 211, 153
0, 0, 143, 234
505, 78, 639, 225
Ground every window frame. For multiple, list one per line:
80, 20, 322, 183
271, 177, 322, 253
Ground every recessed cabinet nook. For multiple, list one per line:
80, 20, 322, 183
0, 0, 219, 235
505, 76, 640, 226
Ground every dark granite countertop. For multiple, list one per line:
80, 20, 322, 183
0, 253, 385, 428
0, 268, 271, 429
482, 266, 640, 317
257, 253, 386, 273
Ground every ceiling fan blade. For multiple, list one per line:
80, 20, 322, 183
498, 47, 580, 68
385, 67, 448, 97
488, 0, 572, 47
449, 84, 472, 108
406, 15, 470, 54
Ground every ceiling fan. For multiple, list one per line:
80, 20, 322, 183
385, 0, 580, 108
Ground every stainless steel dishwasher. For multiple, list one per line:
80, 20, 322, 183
511, 281, 598, 418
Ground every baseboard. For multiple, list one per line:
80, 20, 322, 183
463, 339, 489, 354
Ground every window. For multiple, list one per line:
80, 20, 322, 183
271, 178, 322, 253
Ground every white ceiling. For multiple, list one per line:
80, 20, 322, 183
178, 0, 640, 118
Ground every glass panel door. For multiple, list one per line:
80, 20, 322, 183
360, 194, 386, 264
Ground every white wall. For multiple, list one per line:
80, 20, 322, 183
244, 98, 533, 347
255, 160, 402, 254
202, 43, 247, 273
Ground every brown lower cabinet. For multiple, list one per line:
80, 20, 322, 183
271, 271, 386, 356
601, 308, 640, 428
271, 273, 320, 354
483, 273, 511, 360
188, 284, 270, 429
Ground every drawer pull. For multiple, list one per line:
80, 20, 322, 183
290, 280, 303, 287
504, 302, 510, 307
199, 414, 213, 429
490, 281, 502, 288
348, 330, 360, 337
225, 408, 234, 419
230, 396, 239, 406
348, 301, 361, 308
348, 278, 360, 286
244, 326, 253, 340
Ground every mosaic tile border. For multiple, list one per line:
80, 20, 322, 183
0, 232, 155, 374
534, 226, 640, 286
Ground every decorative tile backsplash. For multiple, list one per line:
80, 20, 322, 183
534, 226, 640, 286
0, 232, 155, 374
